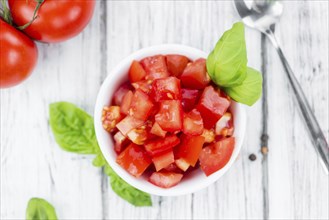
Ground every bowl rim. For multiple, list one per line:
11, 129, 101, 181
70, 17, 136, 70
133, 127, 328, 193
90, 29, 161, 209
94, 44, 247, 196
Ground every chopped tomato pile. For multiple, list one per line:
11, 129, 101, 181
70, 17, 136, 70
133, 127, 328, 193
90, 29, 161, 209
102, 54, 235, 188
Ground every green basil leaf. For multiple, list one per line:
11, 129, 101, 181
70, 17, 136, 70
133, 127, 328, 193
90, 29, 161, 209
92, 152, 107, 167
207, 22, 247, 87
49, 102, 97, 154
26, 198, 58, 220
224, 67, 262, 106
104, 164, 152, 207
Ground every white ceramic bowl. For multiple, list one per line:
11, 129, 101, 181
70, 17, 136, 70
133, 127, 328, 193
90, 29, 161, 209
94, 44, 246, 196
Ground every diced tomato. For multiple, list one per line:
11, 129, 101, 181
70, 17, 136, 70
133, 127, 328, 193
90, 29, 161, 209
144, 135, 180, 156
183, 109, 204, 135
120, 90, 133, 115
116, 116, 144, 136
181, 88, 200, 112
181, 58, 210, 89
149, 171, 183, 188
116, 143, 152, 177
102, 106, 123, 132
113, 131, 130, 153
127, 127, 148, 145
166, 55, 190, 77
129, 60, 146, 83
199, 137, 235, 176
175, 134, 205, 168
197, 86, 230, 129
132, 80, 153, 94
201, 129, 215, 143
175, 158, 190, 172
152, 150, 174, 171
150, 122, 167, 138
151, 77, 181, 102
163, 163, 183, 173
112, 83, 132, 105
215, 112, 234, 137
129, 89, 154, 121
140, 55, 169, 80
155, 100, 183, 132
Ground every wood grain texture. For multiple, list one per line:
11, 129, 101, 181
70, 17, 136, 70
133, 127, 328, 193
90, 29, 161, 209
0, 1, 328, 220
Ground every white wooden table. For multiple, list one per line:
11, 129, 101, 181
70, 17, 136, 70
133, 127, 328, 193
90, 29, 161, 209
1, 1, 328, 219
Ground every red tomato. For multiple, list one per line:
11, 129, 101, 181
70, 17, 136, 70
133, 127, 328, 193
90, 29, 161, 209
113, 131, 130, 154
144, 135, 180, 156
129, 89, 154, 121
163, 163, 183, 173
215, 112, 234, 137
120, 90, 133, 115
116, 143, 152, 177
152, 150, 175, 171
102, 106, 123, 132
116, 116, 144, 136
181, 58, 210, 89
150, 122, 167, 138
129, 61, 146, 83
183, 109, 204, 135
197, 86, 230, 129
199, 137, 235, 176
155, 100, 183, 132
149, 171, 183, 188
132, 80, 152, 94
0, 20, 38, 88
175, 134, 205, 168
151, 76, 181, 102
166, 55, 189, 77
9, 0, 96, 43
112, 83, 131, 106
127, 127, 148, 145
181, 89, 200, 112
140, 55, 169, 80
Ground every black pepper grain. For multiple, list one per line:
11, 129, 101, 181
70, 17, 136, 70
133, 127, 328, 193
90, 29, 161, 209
249, 154, 257, 161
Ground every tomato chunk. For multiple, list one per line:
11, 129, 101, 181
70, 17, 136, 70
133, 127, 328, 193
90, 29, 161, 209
140, 55, 169, 80
116, 116, 144, 136
197, 86, 230, 129
152, 150, 175, 171
175, 134, 205, 168
127, 127, 148, 145
183, 109, 204, 135
129, 60, 146, 82
215, 112, 234, 137
112, 83, 131, 106
120, 90, 133, 115
155, 100, 183, 132
151, 76, 181, 102
132, 80, 153, 94
116, 143, 152, 177
150, 122, 167, 138
181, 89, 200, 112
181, 58, 210, 89
144, 135, 180, 156
166, 55, 189, 77
199, 137, 235, 176
149, 171, 183, 188
113, 131, 130, 153
102, 106, 123, 132
129, 89, 154, 121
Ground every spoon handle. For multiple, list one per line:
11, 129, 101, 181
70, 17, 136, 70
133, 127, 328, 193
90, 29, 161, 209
265, 29, 329, 174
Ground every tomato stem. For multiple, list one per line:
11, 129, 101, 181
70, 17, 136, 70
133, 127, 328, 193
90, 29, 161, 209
0, 0, 13, 25
17, 0, 44, 30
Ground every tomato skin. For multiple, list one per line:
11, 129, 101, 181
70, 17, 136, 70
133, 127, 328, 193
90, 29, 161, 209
151, 76, 181, 102
155, 100, 183, 132
9, 0, 96, 43
140, 55, 169, 80
112, 83, 132, 106
175, 134, 205, 167
197, 86, 231, 129
181, 89, 200, 112
116, 143, 152, 177
199, 137, 235, 176
166, 55, 189, 77
181, 58, 210, 89
149, 171, 183, 188
183, 109, 204, 136
129, 61, 146, 83
0, 20, 38, 88
144, 135, 180, 156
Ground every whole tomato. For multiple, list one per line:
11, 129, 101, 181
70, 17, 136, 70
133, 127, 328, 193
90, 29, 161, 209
0, 19, 38, 88
8, 0, 96, 43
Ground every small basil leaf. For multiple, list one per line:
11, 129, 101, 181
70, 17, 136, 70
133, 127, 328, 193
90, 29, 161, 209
207, 22, 247, 87
49, 102, 97, 154
26, 198, 58, 220
224, 67, 262, 106
104, 164, 152, 207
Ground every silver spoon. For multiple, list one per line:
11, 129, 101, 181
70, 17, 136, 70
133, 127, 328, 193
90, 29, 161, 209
234, 0, 329, 174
